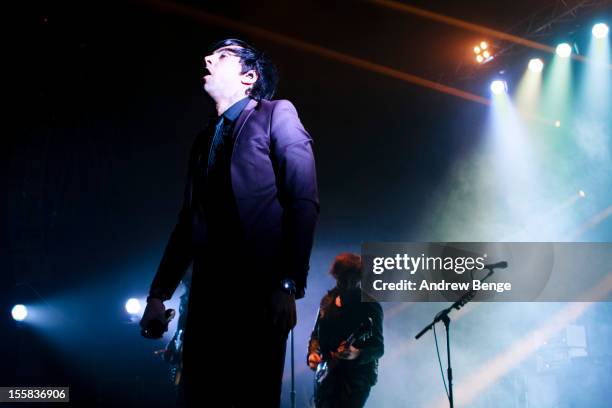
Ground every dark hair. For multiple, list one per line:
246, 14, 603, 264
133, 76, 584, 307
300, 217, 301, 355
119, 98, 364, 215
208, 38, 278, 100
330, 253, 362, 289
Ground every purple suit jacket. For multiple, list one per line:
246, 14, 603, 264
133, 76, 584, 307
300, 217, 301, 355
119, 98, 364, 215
150, 98, 319, 299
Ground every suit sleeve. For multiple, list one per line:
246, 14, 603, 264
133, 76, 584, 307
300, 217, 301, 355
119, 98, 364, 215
148, 146, 196, 301
355, 302, 384, 365
270, 100, 319, 299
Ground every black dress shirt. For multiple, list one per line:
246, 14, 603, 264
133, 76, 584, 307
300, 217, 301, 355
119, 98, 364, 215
193, 97, 250, 247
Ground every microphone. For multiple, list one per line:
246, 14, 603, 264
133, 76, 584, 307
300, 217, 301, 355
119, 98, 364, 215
483, 261, 508, 270
141, 309, 176, 339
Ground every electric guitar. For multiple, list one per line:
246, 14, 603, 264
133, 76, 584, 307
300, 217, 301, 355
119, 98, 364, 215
313, 317, 373, 405
154, 326, 184, 385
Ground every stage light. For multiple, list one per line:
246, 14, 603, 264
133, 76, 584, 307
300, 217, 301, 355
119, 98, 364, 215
592, 23, 609, 39
474, 41, 493, 64
528, 58, 544, 73
555, 120, 561, 128
556, 43, 572, 58
11, 304, 28, 321
125, 298, 141, 315
578, 190, 586, 198
490, 80, 507, 94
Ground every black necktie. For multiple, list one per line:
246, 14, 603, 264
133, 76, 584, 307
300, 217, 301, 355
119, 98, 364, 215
207, 115, 226, 171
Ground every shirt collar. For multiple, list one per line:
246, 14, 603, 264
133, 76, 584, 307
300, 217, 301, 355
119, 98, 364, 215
221, 97, 251, 122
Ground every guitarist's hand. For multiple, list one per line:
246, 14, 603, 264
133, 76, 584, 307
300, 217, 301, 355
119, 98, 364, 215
270, 289, 297, 333
140, 297, 174, 339
335, 341, 361, 361
308, 352, 322, 370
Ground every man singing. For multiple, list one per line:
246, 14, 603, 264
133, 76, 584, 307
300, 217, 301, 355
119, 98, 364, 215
308, 253, 384, 408
140, 38, 319, 407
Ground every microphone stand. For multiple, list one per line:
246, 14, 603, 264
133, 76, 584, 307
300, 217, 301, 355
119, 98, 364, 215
290, 327, 296, 408
414, 265, 499, 408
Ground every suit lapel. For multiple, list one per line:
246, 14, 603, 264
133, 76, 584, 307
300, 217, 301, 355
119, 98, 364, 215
232, 98, 258, 149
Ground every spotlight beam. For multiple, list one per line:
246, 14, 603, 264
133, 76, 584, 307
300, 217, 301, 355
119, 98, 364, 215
569, 204, 612, 240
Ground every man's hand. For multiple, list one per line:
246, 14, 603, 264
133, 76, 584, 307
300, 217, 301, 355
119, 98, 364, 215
334, 341, 361, 361
269, 289, 297, 333
140, 297, 174, 339
307, 352, 322, 370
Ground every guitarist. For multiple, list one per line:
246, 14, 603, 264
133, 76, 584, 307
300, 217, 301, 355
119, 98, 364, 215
307, 253, 384, 408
